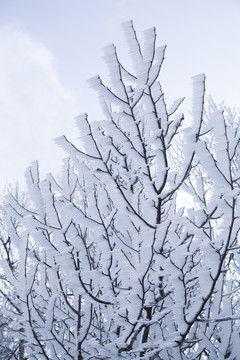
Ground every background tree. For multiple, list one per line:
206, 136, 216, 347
1, 21, 240, 359
0, 187, 27, 359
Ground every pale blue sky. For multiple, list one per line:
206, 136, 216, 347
0, 0, 239, 189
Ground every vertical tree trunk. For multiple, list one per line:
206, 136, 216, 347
19, 337, 25, 360
140, 306, 152, 357
77, 295, 82, 360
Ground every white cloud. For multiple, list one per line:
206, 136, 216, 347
0, 25, 77, 189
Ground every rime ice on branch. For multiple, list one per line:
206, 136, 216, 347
1, 21, 240, 360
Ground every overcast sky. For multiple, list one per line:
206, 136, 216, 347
0, 0, 239, 190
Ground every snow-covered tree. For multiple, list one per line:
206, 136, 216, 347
0, 188, 26, 359
1, 21, 240, 359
